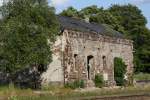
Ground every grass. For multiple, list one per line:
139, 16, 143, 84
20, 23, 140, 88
0, 84, 149, 100
134, 73, 150, 81
0, 84, 35, 100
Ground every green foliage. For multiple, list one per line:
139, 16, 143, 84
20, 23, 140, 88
89, 10, 126, 34
0, 0, 59, 72
109, 4, 150, 73
65, 80, 85, 89
135, 29, 150, 73
79, 5, 102, 18
114, 57, 127, 86
94, 74, 104, 88
60, 6, 79, 18
109, 4, 147, 32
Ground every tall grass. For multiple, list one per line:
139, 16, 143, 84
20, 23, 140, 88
0, 84, 34, 98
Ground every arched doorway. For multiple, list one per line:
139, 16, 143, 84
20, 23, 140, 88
87, 55, 94, 80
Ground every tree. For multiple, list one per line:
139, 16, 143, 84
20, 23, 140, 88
109, 4, 150, 73
60, 6, 79, 18
79, 5, 101, 18
0, 0, 59, 73
109, 4, 147, 32
134, 27, 150, 73
89, 10, 126, 34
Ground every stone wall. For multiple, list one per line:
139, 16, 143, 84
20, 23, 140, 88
63, 29, 133, 86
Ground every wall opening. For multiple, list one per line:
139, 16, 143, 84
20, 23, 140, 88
74, 54, 78, 71
37, 64, 45, 73
102, 56, 107, 68
87, 55, 94, 80
114, 57, 127, 86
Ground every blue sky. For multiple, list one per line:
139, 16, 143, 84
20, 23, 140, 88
49, 0, 150, 29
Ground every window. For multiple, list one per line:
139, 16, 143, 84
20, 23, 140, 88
102, 56, 107, 68
74, 54, 78, 71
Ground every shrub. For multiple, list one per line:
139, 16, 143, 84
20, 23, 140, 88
114, 57, 127, 86
94, 74, 104, 88
79, 80, 85, 88
65, 80, 85, 89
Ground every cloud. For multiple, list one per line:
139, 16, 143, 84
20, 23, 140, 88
50, 0, 69, 6
131, 0, 150, 5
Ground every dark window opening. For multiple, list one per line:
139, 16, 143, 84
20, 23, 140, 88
102, 56, 107, 68
38, 64, 45, 73
87, 55, 94, 80
74, 54, 78, 71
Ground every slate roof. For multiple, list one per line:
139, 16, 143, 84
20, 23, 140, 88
57, 16, 124, 38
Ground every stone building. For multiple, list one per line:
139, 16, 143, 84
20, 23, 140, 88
41, 16, 134, 87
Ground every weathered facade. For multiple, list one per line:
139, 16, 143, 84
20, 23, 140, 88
41, 16, 134, 87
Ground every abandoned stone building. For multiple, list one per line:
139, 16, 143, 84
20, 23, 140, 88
41, 16, 134, 87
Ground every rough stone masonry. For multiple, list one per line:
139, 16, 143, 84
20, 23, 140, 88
41, 16, 134, 87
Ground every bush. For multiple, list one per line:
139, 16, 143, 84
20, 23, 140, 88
65, 80, 85, 89
94, 74, 104, 88
114, 57, 127, 86
79, 80, 85, 88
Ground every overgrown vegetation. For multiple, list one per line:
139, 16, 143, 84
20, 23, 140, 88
65, 80, 85, 89
114, 57, 127, 86
94, 74, 104, 88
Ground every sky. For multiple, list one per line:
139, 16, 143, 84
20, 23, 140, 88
49, 0, 150, 29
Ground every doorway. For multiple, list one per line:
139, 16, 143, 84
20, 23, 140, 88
87, 55, 94, 80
